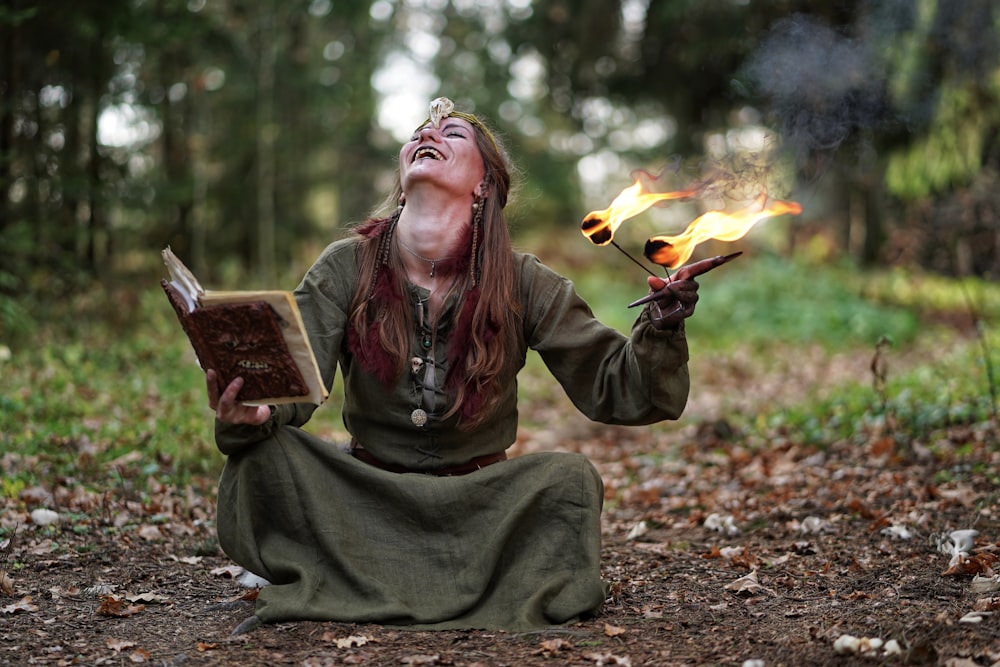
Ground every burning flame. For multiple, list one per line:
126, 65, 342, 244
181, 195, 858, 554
644, 192, 802, 269
581, 175, 696, 246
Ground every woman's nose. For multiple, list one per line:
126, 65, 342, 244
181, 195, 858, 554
418, 125, 440, 141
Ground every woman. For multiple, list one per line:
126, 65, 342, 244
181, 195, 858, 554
207, 98, 699, 633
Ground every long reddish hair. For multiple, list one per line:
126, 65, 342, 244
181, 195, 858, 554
347, 114, 522, 429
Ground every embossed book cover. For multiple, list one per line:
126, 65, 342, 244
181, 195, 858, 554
160, 248, 328, 406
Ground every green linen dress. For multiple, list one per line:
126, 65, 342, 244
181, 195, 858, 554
215, 238, 690, 630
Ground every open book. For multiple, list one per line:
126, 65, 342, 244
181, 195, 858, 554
160, 247, 328, 406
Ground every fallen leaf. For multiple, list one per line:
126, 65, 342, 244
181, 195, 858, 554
0, 572, 14, 595
137, 524, 164, 541
30, 508, 60, 526
584, 651, 632, 666
49, 585, 82, 599
704, 512, 740, 536
106, 638, 136, 652
196, 642, 218, 651
98, 595, 146, 618
625, 521, 648, 541
84, 584, 117, 597
126, 592, 169, 604
534, 638, 572, 655
320, 632, 371, 648
970, 574, 1000, 593
723, 570, 773, 596
129, 647, 151, 663
942, 553, 996, 577
973, 596, 1000, 611
400, 655, 440, 665
0, 596, 38, 614
604, 623, 626, 637
210, 564, 245, 578
959, 611, 992, 624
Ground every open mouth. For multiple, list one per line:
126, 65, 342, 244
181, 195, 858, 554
413, 146, 445, 162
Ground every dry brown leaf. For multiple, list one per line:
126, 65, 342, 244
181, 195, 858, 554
942, 553, 996, 577
534, 638, 573, 655
49, 585, 82, 599
604, 623, 626, 637
210, 564, 245, 578
106, 638, 136, 652
0, 596, 38, 614
196, 642, 218, 652
584, 652, 633, 666
724, 570, 774, 596
973, 597, 1000, 611
98, 594, 146, 618
320, 632, 371, 648
129, 647, 151, 663
0, 572, 14, 595
137, 524, 164, 541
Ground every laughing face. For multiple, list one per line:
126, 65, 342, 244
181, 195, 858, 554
399, 117, 486, 200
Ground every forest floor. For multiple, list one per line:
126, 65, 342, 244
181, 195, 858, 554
3, 343, 1000, 667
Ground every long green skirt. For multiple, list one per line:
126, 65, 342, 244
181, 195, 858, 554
216, 425, 607, 630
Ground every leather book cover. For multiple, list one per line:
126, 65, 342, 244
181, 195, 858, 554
161, 279, 320, 405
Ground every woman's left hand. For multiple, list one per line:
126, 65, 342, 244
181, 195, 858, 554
644, 275, 699, 330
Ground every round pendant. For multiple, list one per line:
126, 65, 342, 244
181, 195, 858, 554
410, 408, 428, 427
422, 334, 432, 349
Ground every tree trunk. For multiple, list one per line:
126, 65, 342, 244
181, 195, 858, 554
256, 0, 277, 284
0, 2, 16, 241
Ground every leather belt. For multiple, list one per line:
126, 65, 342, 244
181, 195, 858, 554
349, 442, 507, 476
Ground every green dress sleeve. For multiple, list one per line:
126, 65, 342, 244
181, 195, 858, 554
519, 253, 690, 425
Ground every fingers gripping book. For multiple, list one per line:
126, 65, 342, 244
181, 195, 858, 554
160, 248, 328, 406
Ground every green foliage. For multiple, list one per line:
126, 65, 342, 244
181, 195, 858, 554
761, 342, 997, 449
562, 253, 923, 352
0, 285, 221, 495
886, 82, 994, 199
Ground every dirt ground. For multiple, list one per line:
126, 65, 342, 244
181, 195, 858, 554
3, 346, 1000, 666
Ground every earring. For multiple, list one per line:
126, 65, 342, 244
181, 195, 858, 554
470, 197, 485, 286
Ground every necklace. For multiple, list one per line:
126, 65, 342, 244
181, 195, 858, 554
398, 238, 457, 278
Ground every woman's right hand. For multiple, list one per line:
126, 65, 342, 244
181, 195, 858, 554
206, 369, 273, 425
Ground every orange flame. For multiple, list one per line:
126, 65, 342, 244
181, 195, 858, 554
644, 193, 803, 269
581, 176, 696, 246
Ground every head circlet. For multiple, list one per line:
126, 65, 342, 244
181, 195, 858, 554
429, 97, 454, 129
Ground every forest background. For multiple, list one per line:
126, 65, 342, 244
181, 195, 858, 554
3, 0, 999, 291
3, 1, 1000, 664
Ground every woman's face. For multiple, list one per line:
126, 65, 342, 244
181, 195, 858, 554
399, 117, 486, 201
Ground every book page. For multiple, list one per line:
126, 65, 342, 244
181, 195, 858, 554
161, 247, 204, 313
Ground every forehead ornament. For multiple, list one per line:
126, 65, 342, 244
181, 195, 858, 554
429, 97, 454, 129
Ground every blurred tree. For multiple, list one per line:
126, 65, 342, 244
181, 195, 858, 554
506, 0, 998, 275
1, 0, 134, 285
2, 0, 997, 297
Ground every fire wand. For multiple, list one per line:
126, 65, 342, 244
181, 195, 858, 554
627, 252, 742, 308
